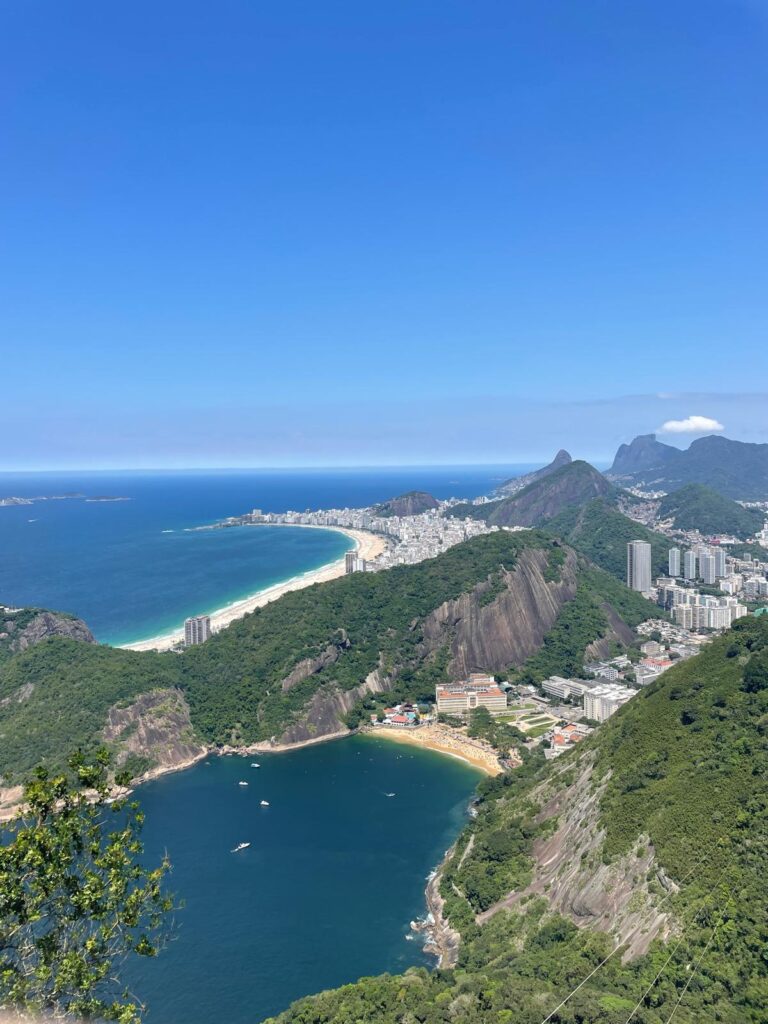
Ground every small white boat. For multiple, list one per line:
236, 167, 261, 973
385, 792, 396, 798
231, 842, 251, 853
238, 781, 249, 787
250, 763, 260, 768
260, 799, 270, 807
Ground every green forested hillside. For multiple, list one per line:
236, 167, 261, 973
268, 616, 768, 1024
658, 483, 764, 538
0, 531, 656, 780
450, 461, 613, 528
546, 497, 671, 581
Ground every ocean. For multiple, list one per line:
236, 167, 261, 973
0, 465, 530, 645
1, 465, 527, 1022
123, 737, 481, 1024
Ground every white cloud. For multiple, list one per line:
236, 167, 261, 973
658, 414, 725, 435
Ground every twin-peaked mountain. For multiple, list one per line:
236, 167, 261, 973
608, 432, 768, 499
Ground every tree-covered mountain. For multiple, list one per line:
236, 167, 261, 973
451, 461, 613, 529
267, 614, 768, 1024
545, 497, 673, 581
608, 433, 768, 500
657, 483, 764, 539
373, 490, 439, 517
0, 532, 659, 786
496, 449, 573, 496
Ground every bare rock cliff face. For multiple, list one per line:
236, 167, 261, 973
423, 547, 579, 679
584, 602, 636, 662
480, 756, 674, 959
3, 611, 95, 654
278, 668, 389, 745
102, 689, 207, 776
280, 631, 350, 692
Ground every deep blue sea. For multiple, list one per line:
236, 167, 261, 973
124, 736, 481, 1024
0, 466, 530, 644
0, 465, 524, 1022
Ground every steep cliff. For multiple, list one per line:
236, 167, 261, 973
102, 688, 207, 776
0, 609, 94, 661
422, 547, 579, 677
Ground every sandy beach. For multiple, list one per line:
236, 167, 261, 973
364, 723, 503, 776
120, 525, 387, 653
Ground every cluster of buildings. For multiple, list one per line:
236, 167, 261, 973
541, 675, 636, 722
368, 702, 422, 728
627, 539, 760, 632
544, 721, 592, 758
435, 673, 509, 717
230, 505, 495, 572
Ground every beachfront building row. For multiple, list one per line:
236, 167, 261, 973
435, 673, 508, 717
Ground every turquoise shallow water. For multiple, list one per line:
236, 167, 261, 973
124, 736, 481, 1024
0, 466, 529, 644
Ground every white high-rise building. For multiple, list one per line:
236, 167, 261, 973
184, 614, 211, 646
627, 541, 652, 593
683, 550, 697, 580
668, 547, 681, 577
714, 548, 727, 578
700, 553, 716, 586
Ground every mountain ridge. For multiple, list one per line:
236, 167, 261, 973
0, 531, 659, 788
267, 614, 768, 1023
608, 433, 768, 499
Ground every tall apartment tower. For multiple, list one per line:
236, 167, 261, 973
668, 547, 681, 577
184, 614, 212, 646
714, 548, 727, 578
683, 550, 697, 580
700, 553, 716, 586
345, 551, 357, 574
627, 540, 652, 592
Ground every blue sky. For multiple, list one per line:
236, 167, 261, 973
2, 1, 766, 468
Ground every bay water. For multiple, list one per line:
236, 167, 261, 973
0, 465, 529, 644
124, 736, 482, 1024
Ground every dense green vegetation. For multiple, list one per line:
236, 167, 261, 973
545, 497, 671, 581
464, 705, 528, 756
658, 483, 764, 538
0, 532, 652, 780
0, 752, 172, 1022
0, 643, 182, 779
449, 460, 614, 529
267, 616, 768, 1024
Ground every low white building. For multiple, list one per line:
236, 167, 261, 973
541, 676, 589, 701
